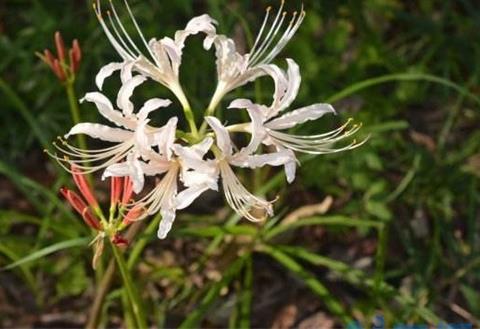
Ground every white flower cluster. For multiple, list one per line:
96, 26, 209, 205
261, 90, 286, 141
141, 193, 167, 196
51, 1, 363, 239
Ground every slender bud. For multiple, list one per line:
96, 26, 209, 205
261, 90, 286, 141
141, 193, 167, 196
72, 39, 82, 70
43, 49, 55, 68
121, 177, 134, 205
60, 187, 102, 230
52, 59, 66, 81
123, 205, 144, 226
54, 31, 66, 63
110, 176, 123, 206
71, 164, 99, 209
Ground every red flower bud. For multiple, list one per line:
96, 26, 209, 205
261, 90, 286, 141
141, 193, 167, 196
71, 39, 81, 72
123, 205, 145, 226
122, 177, 134, 206
52, 59, 66, 81
110, 176, 123, 206
60, 187, 102, 230
54, 31, 66, 63
71, 164, 99, 209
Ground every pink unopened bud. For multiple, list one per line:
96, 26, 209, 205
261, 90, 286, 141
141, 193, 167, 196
110, 176, 123, 206
54, 31, 66, 63
71, 165, 99, 209
123, 205, 145, 226
52, 59, 66, 81
60, 187, 102, 230
71, 39, 81, 72
121, 177, 134, 205
41, 49, 55, 69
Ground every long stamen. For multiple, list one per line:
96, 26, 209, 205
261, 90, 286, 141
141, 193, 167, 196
94, 1, 134, 60
129, 162, 179, 216
249, 6, 272, 57
48, 140, 133, 174
262, 8, 305, 65
248, 1, 285, 65
269, 122, 362, 145
109, 0, 143, 56
122, 0, 160, 66
106, 10, 137, 59
219, 161, 273, 222
249, 11, 287, 66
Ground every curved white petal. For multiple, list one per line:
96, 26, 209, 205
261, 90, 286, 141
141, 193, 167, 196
159, 37, 182, 75
281, 58, 301, 110
258, 64, 288, 109
95, 62, 123, 90
176, 184, 211, 210
129, 156, 145, 194
81, 92, 135, 129
177, 14, 217, 45
232, 150, 292, 169
266, 104, 336, 130
102, 162, 131, 178
116, 75, 147, 116
140, 159, 171, 176
173, 138, 213, 170
157, 208, 176, 239
120, 60, 136, 84
153, 117, 178, 160
66, 123, 132, 143
191, 137, 214, 157
137, 98, 172, 121
205, 116, 232, 157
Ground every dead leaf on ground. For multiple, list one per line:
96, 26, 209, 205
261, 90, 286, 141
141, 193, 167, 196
297, 312, 335, 329
271, 304, 298, 329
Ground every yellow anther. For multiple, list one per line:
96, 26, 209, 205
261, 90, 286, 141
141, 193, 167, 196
266, 6, 272, 12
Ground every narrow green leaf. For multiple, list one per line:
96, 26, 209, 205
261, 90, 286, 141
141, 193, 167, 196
0, 243, 37, 291
1, 237, 89, 271
278, 245, 442, 324
265, 215, 382, 240
239, 256, 253, 329
178, 255, 247, 329
0, 77, 50, 148
0, 160, 78, 222
326, 73, 480, 106
174, 225, 257, 238
259, 245, 351, 323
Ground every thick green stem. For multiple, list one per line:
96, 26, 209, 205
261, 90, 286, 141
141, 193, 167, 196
65, 82, 88, 151
110, 242, 148, 329
173, 86, 199, 138
127, 213, 162, 269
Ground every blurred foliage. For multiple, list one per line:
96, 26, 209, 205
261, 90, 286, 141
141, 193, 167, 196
1, 0, 480, 327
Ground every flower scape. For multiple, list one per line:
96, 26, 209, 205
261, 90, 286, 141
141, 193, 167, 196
48, 0, 364, 249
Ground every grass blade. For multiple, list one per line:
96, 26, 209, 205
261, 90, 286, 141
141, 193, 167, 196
239, 255, 253, 329
325, 73, 480, 106
278, 245, 443, 324
265, 215, 383, 241
0, 77, 50, 148
259, 245, 351, 323
178, 255, 247, 329
1, 237, 89, 271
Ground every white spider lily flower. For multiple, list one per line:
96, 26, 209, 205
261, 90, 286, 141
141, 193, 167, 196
205, 116, 292, 222
228, 59, 363, 183
102, 117, 178, 193
125, 138, 217, 239
50, 75, 173, 190
205, 1, 305, 111
93, 0, 217, 108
